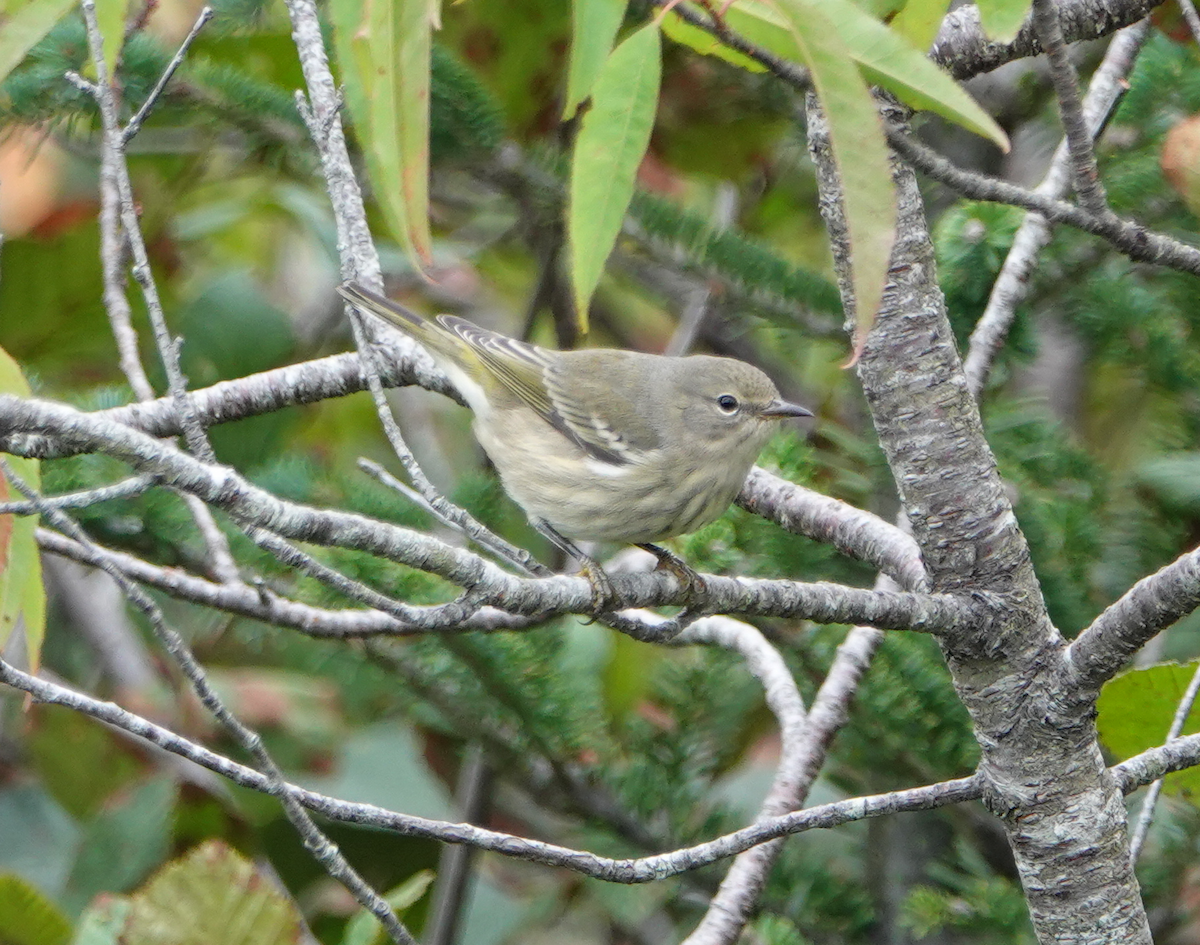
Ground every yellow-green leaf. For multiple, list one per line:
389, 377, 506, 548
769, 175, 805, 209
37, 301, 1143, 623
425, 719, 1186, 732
660, 12, 764, 71
976, 0, 1032, 43
890, 0, 951, 53
0, 346, 44, 674
122, 840, 304, 945
0, 873, 71, 945
94, 0, 129, 82
567, 23, 661, 332
774, 0, 896, 352
563, 0, 628, 119
821, 0, 1008, 151
0, 0, 75, 84
331, 0, 435, 270
1098, 661, 1200, 797
666, 0, 1008, 151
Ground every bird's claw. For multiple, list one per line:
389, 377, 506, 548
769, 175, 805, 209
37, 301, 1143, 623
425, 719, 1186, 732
580, 560, 619, 621
639, 543, 708, 618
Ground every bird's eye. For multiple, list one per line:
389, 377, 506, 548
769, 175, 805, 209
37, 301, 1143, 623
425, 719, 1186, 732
716, 394, 739, 414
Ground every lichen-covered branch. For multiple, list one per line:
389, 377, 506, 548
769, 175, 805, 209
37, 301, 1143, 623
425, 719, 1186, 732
1067, 546, 1200, 694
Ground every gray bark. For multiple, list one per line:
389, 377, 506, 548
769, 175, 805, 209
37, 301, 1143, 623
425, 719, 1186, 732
806, 95, 1151, 945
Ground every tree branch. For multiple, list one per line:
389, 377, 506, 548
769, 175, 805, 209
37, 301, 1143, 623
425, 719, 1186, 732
1066, 546, 1200, 694
0, 654, 983, 881
962, 20, 1150, 395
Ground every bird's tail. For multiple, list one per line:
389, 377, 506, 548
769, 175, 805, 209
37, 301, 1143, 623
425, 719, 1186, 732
337, 282, 429, 337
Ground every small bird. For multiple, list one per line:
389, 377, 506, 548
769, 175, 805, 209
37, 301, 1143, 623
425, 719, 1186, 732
339, 282, 811, 611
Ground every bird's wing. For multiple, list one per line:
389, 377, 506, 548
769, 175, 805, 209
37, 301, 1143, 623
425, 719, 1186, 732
437, 316, 633, 466
544, 354, 664, 465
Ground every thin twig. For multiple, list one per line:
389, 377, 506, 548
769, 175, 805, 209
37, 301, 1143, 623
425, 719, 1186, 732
37, 528, 535, 636
0, 651, 984, 880
1029, 0, 1112, 217
123, 6, 214, 143
0, 474, 155, 514
72, 0, 238, 582
358, 457, 546, 574
889, 130, 1200, 277
0, 460, 417, 945
1128, 660, 1200, 860
963, 20, 1150, 395
424, 744, 492, 945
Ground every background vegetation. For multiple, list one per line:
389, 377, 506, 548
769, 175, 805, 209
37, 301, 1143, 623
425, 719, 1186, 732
3, 0, 1200, 942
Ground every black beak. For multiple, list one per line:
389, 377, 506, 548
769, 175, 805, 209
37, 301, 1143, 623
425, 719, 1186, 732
759, 399, 814, 420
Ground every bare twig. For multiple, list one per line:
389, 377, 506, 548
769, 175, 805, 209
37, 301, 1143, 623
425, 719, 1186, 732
1066, 545, 1200, 693
0, 653, 984, 879
963, 20, 1150, 395
889, 130, 1200, 278
424, 744, 492, 945
72, 0, 238, 583
678, 616, 808, 945
123, 6, 215, 143
1127, 660, 1200, 860
1030, 0, 1113, 217
0, 460, 417, 945
0, 474, 155, 514
38, 528, 535, 636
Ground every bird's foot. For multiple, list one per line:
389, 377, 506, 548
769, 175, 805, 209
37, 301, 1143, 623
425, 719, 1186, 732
638, 543, 708, 620
579, 558, 619, 619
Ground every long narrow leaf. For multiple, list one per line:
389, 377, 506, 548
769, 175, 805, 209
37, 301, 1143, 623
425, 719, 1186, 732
330, 0, 434, 269
563, 0, 628, 119
772, 0, 896, 356
0, 346, 44, 674
666, 0, 1008, 151
567, 24, 661, 331
0, 0, 76, 83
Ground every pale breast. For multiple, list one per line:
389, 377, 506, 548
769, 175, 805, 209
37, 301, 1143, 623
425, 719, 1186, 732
473, 408, 751, 544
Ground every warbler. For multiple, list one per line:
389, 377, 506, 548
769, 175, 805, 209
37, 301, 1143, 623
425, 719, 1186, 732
339, 282, 811, 609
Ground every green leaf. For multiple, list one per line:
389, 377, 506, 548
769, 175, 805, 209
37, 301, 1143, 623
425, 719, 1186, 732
976, 0, 1032, 43
1097, 661, 1200, 797
773, 0, 896, 352
890, 0, 952, 54
0, 873, 72, 945
340, 871, 434, 945
0, 0, 75, 84
567, 23, 661, 331
821, 0, 1008, 151
331, 0, 435, 269
563, 0, 628, 119
0, 345, 45, 673
670, 1, 1007, 152
660, 12, 764, 72
121, 841, 304, 945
